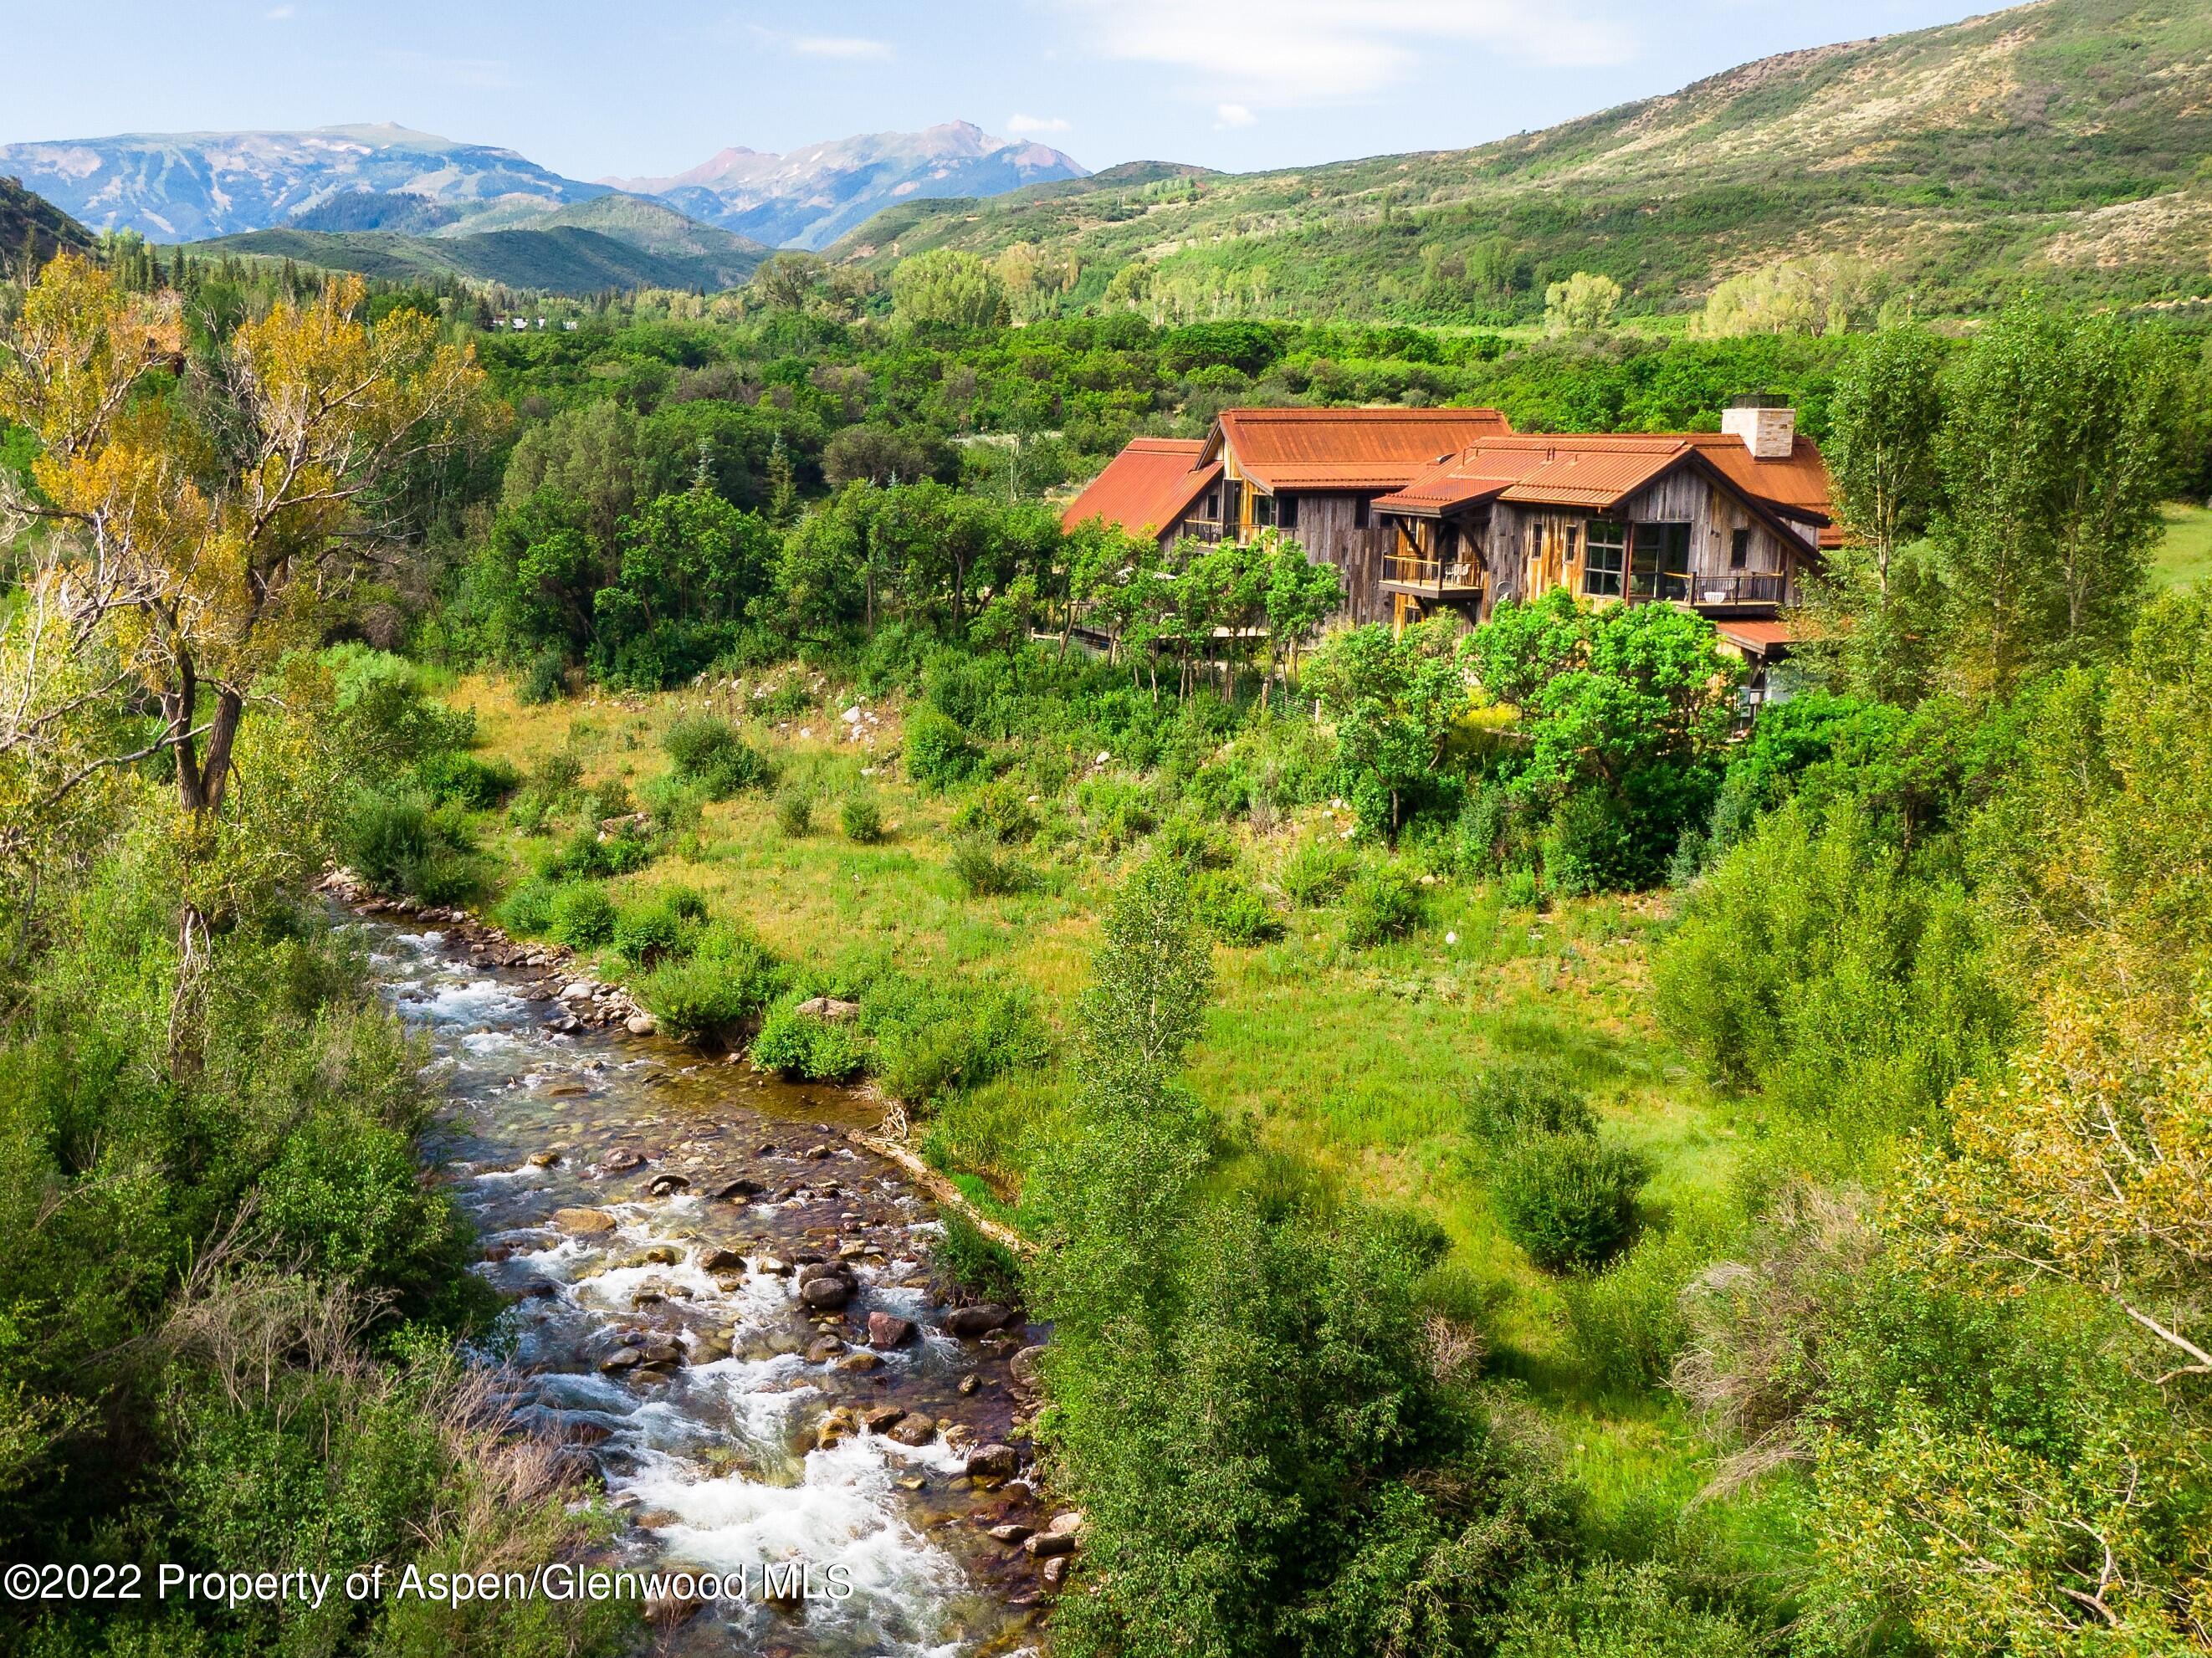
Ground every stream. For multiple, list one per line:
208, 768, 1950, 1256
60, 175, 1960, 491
350, 909, 1054, 1656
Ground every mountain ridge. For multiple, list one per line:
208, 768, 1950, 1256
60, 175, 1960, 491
825, 0, 2212, 321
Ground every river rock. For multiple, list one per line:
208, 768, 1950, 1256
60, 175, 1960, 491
806, 1335, 845, 1363
697, 1247, 745, 1272
1010, 1344, 1047, 1385
604, 1149, 645, 1172
598, 1348, 643, 1373
526, 1150, 561, 1168
560, 981, 594, 1002
795, 996, 860, 1022
626, 1013, 658, 1036
756, 1257, 791, 1277
835, 1351, 883, 1373
800, 1276, 853, 1310
863, 1405, 907, 1435
1047, 1510, 1085, 1537
554, 1207, 619, 1234
636, 1340, 684, 1369
1024, 1531, 1076, 1558
709, 1178, 764, 1200
868, 1312, 916, 1348
988, 1522, 1032, 1544
817, 1408, 856, 1450
1042, 1554, 1071, 1587
945, 1303, 1013, 1338
622, 1246, 681, 1267
966, 1444, 1021, 1481
886, 1414, 938, 1447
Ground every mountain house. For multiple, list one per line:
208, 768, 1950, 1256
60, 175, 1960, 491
1062, 398, 1835, 709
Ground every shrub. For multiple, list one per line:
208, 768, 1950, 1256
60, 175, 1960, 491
493, 877, 558, 937
346, 788, 480, 903
659, 884, 709, 923
750, 997, 868, 1081
1560, 1231, 1700, 1393
1497, 1561, 1758, 1657
1543, 788, 1634, 897
637, 771, 705, 837
1342, 863, 1422, 947
637, 922, 784, 1041
1499, 867, 1544, 911
545, 883, 617, 949
774, 786, 812, 837
950, 837, 1036, 898
933, 1213, 1025, 1307
536, 823, 655, 881
1281, 840, 1359, 908
1192, 869, 1283, 946
1492, 1131, 1648, 1273
863, 972, 1052, 1102
612, 901, 694, 968
518, 644, 566, 705
414, 751, 520, 810
1465, 1060, 1596, 1144
952, 778, 1039, 845
1155, 815, 1234, 871
663, 714, 770, 799
1076, 775, 1157, 851
840, 791, 884, 843
904, 709, 982, 791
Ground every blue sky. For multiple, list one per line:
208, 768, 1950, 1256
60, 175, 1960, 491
4, 0, 1994, 178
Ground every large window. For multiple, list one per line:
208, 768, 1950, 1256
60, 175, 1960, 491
1729, 526, 1750, 569
1252, 492, 1276, 529
1630, 522, 1692, 601
1353, 495, 1371, 529
1584, 519, 1626, 597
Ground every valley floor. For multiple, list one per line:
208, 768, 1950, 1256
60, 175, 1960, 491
451, 673, 1807, 1569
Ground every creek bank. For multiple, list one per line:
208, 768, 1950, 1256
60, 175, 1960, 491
339, 883, 1075, 1655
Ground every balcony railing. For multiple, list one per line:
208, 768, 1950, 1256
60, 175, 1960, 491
1692, 571, 1794, 608
1383, 552, 1483, 592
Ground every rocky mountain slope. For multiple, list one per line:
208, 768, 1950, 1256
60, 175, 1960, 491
0, 123, 602, 241
830, 0, 2212, 322
602, 120, 1087, 250
0, 177, 94, 270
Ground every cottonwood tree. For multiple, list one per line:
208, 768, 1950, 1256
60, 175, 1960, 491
1829, 327, 1947, 596
0, 256, 492, 1046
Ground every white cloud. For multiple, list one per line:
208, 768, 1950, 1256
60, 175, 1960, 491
1214, 103, 1257, 130
791, 35, 894, 60
264, 3, 294, 16
1054, 0, 1634, 108
1006, 112, 1073, 134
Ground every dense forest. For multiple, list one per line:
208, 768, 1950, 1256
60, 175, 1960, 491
2, 223, 2211, 1658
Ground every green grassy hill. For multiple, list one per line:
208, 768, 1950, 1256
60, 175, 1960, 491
0, 177, 93, 271
832, 0, 2212, 325
193, 198, 766, 296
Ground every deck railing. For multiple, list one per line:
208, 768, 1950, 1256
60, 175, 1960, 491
1384, 552, 1482, 591
1692, 571, 1794, 607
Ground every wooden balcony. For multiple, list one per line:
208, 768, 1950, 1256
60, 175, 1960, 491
1690, 571, 1795, 610
1381, 551, 1483, 596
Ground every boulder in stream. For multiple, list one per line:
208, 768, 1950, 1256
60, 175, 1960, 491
868, 1312, 916, 1348
945, 1303, 1013, 1338
554, 1207, 619, 1234
967, 1444, 1021, 1481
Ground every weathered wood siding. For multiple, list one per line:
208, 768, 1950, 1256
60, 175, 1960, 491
1477, 467, 1814, 617
1285, 494, 1394, 625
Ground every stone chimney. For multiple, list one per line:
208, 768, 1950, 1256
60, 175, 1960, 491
1722, 395, 1796, 461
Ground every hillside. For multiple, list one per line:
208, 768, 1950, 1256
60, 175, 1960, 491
602, 120, 1088, 251
193, 220, 759, 296
830, 0, 2212, 323
0, 177, 93, 269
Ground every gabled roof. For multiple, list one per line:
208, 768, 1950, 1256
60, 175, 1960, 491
1375, 430, 1835, 547
1061, 438, 1221, 540
1201, 406, 1513, 491
1374, 434, 1693, 515
1682, 432, 1839, 546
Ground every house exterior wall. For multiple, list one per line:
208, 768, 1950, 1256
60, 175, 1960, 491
1477, 469, 1814, 617
1284, 494, 1395, 625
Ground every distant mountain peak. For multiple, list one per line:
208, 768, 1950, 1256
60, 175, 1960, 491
600, 121, 1088, 250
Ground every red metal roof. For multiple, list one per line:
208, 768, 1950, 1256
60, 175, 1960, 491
1060, 438, 1221, 540
1375, 434, 1692, 515
1715, 619, 1798, 652
1204, 407, 1513, 491
1375, 430, 1835, 542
